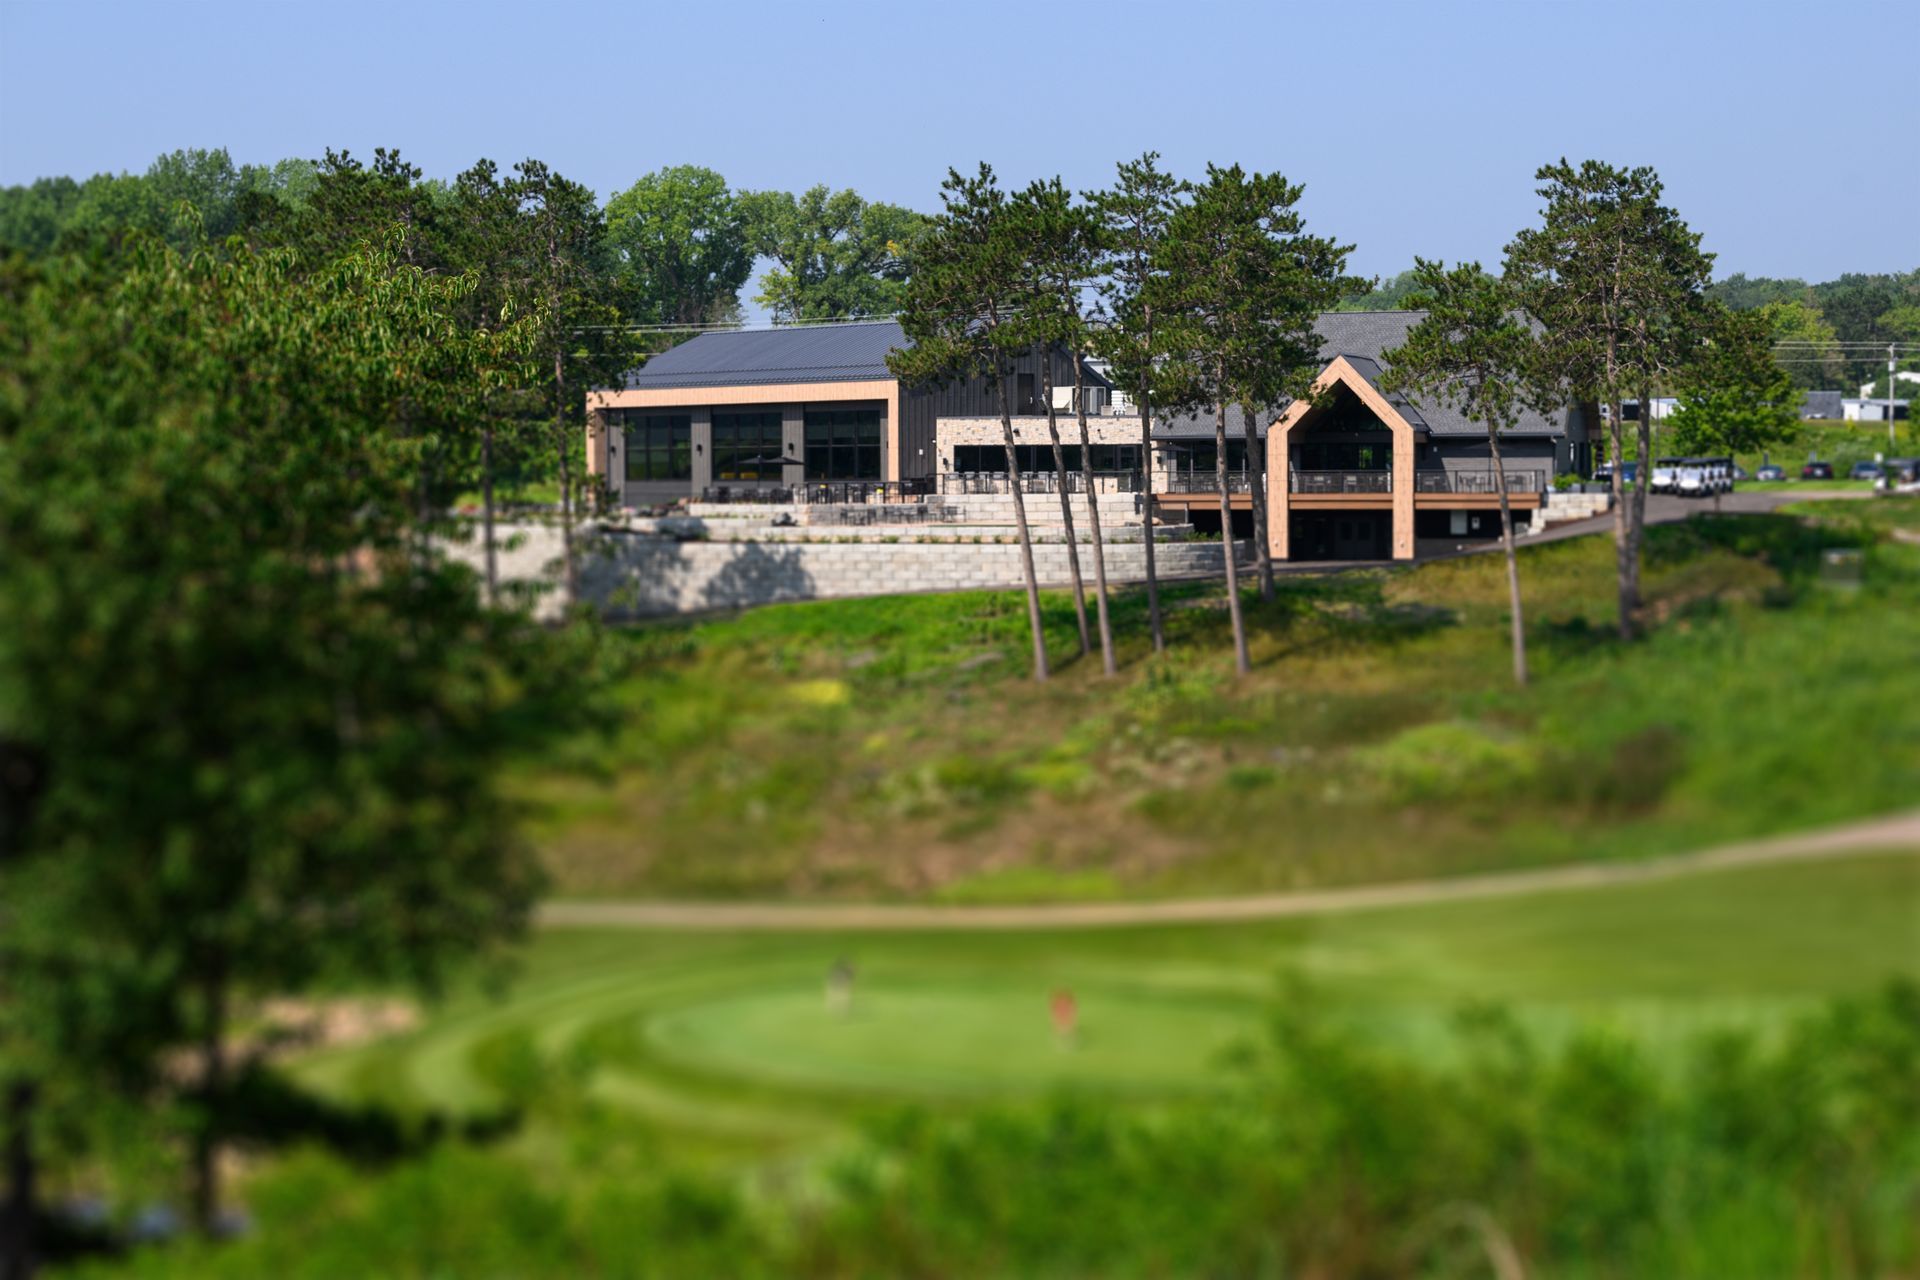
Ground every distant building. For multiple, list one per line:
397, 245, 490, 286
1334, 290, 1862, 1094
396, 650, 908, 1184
1798, 390, 1844, 420
585, 312, 1592, 562
1858, 371, 1920, 398
1841, 398, 1911, 422
1608, 397, 1678, 423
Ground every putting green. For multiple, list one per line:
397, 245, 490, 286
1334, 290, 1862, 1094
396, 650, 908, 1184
643, 978, 1255, 1096
295, 851, 1919, 1161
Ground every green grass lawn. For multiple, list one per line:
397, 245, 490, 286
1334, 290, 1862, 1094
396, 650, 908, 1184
1727, 416, 1917, 473
295, 850, 1920, 1163
515, 511, 1920, 903
1740, 478, 1875, 492
1788, 493, 1920, 531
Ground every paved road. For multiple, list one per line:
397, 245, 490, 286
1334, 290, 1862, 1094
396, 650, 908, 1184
538, 809, 1920, 933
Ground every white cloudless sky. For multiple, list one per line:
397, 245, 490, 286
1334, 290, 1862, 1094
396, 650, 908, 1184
1, 0, 1912, 287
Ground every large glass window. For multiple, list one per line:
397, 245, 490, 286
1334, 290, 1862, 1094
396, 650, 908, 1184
619, 412, 692, 482
1164, 439, 1249, 478
1296, 440, 1391, 470
804, 407, 883, 479
711, 410, 785, 482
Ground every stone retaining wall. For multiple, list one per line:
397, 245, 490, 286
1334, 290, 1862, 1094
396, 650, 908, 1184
1535, 491, 1612, 529
453, 524, 1248, 620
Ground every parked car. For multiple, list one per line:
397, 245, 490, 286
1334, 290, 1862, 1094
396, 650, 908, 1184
1733, 464, 1751, 481
1848, 460, 1883, 481
1755, 464, 1787, 482
1802, 461, 1835, 481
1590, 461, 1639, 486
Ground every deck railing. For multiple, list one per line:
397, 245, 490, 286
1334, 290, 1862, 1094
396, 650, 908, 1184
939, 470, 1144, 495
1414, 469, 1547, 494
1290, 469, 1393, 494
1160, 471, 1255, 494
699, 478, 936, 505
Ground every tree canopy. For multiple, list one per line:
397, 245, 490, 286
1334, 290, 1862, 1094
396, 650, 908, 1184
0, 226, 604, 1236
739, 185, 923, 322
1668, 304, 1801, 462
603, 165, 753, 327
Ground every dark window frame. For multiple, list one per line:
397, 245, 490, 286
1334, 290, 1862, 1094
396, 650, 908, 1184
950, 443, 1144, 475
619, 412, 693, 483
803, 406, 884, 480
711, 409, 786, 483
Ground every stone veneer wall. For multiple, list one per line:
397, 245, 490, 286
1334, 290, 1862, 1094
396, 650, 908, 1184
934, 414, 1144, 458
453, 524, 1248, 621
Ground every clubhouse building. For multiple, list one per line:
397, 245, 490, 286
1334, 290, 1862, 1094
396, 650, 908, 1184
586, 314, 1593, 562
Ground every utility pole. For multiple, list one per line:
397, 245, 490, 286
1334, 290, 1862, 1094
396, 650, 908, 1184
1891, 343, 1899, 454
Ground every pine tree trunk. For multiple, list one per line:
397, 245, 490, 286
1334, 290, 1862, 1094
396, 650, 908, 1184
1243, 403, 1275, 599
189, 958, 228, 1236
1037, 343, 1089, 655
1626, 384, 1654, 635
1608, 404, 1635, 640
998, 371, 1049, 681
482, 416, 498, 608
1139, 376, 1165, 653
1073, 353, 1116, 676
1, 1080, 36, 1280
1486, 418, 1529, 686
1216, 383, 1250, 676
554, 344, 578, 609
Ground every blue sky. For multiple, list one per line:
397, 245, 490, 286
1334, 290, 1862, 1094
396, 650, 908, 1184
2, 0, 1912, 291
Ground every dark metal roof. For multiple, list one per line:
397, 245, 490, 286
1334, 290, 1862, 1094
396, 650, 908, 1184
1799, 390, 1844, 418
613, 321, 1114, 393
1153, 312, 1568, 439
619, 321, 909, 390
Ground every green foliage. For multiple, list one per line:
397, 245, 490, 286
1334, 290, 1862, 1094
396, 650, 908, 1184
1761, 298, 1848, 390
887, 163, 1024, 392
1668, 304, 1801, 459
0, 148, 318, 257
738, 184, 923, 321
1088, 152, 1186, 413
1504, 159, 1717, 412
603, 165, 752, 326
1713, 269, 1920, 387
83, 980, 1920, 1278
1333, 264, 1492, 311
1382, 258, 1539, 435
1150, 162, 1359, 415
0, 228, 607, 1228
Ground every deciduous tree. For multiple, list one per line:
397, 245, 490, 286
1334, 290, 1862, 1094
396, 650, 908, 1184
0, 230, 601, 1247
739, 185, 923, 322
1668, 303, 1800, 507
1760, 299, 1846, 392
603, 166, 752, 326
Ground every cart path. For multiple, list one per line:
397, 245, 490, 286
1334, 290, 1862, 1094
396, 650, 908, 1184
538, 809, 1920, 933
